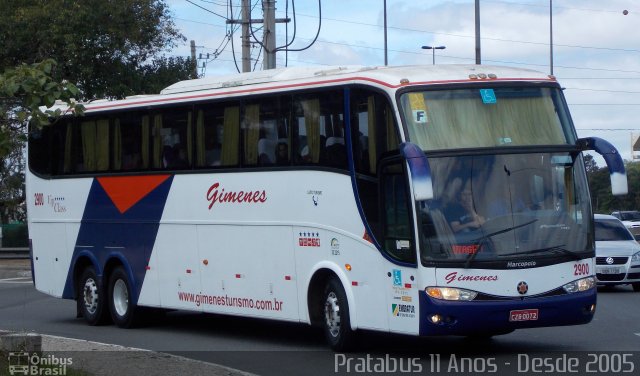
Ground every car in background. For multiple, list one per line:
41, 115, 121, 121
610, 210, 640, 240
594, 214, 640, 291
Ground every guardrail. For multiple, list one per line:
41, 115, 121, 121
0, 247, 30, 259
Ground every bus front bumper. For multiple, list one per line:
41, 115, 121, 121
418, 288, 596, 336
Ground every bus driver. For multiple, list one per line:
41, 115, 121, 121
444, 182, 486, 233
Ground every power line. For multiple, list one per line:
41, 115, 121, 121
575, 128, 640, 131
482, 0, 634, 14
565, 87, 640, 94
569, 104, 640, 106
293, 12, 640, 54
174, 17, 226, 28
197, 0, 238, 6
185, 0, 229, 20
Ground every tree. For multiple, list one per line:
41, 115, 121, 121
0, 60, 84, 223
583, 153, 599, 174
0, 0, 195, 100
585, 157, 640, 213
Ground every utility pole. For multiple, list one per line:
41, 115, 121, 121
262, 0, 276, 69
475, 0, 481, 64
241, 0, 251, 72
190, 40, 198, 77
227, 0, 289, 71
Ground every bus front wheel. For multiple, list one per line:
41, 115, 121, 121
322, 277, 356, 351
78, 266, 109, 325
108, 266, 138, 328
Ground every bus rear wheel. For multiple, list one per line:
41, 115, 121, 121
322, 277, 356, 351
108, 266, 138, 328
78, 266, 109, 325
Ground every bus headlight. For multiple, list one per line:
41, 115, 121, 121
426, 287, 477, 301
562, 277, 596, 293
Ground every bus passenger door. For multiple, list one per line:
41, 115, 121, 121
379, 158, 420, 335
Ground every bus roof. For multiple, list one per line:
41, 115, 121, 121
62, 65, 557, 113
161, 64, 555, 94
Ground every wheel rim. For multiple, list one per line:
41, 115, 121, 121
113, 279, 129, 317
83, 277, 99, 315
324, 291, 341, 338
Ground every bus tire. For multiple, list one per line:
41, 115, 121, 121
108, 266, 137, 328
322, 277, 356, 351
78, 266, 109, 325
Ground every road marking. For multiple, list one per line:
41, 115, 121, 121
0, 277, 31, 281
42, 334, 152, 352
635, 333, 640, 337
0, 277, 32, 284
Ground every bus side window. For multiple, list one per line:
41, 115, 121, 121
151, 107, 192, 170
293, 90, 347, 170
195, 104, 234, 167
381, 161, 416, 264
28, 121, 62, 176
71, 118, 110, 173
242, 96, 291, 167
351, 91, 399, 176
114, 112, 145, 171
350, 90, 399, 243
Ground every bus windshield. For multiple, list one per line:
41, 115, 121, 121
399, 86, 574, 150
418, 152, 593, 266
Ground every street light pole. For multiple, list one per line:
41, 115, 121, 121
421, 45, 446, 65
384, 0, 388, 66
475, 0, 481, 64
550, 0, 554, 75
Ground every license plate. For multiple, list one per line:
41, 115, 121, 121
509, 309, 539, 322
599, 267, 620, 274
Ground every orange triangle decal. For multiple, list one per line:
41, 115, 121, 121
97, 175, 171, 214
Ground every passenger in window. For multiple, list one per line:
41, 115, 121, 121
122, 136, 141, 170
275, 142, 289, 165
300, 145, 311, 162
169, 144, 189, 169
205, 132, 221, 166
123, 153, 141, 170
162, 145, 174, 168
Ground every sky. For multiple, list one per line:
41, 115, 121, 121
165, 0, 640, 167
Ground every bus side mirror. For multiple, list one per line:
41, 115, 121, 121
577, 137, 628, 196
400, 142, 434, 201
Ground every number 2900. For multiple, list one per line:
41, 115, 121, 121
574, 263, 590, 276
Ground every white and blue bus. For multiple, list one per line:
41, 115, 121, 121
27, 65, 627, 350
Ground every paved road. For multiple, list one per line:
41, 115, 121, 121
1, 269, 639, 375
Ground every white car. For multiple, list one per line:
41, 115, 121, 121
610, 211, 640, 240
594, 214, 640, 291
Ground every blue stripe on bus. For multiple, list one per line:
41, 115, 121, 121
62, 176, 174, 301
417, 289, 596, 336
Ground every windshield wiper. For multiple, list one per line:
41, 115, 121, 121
500, 245, 582, 260
464, 219, 538, 268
